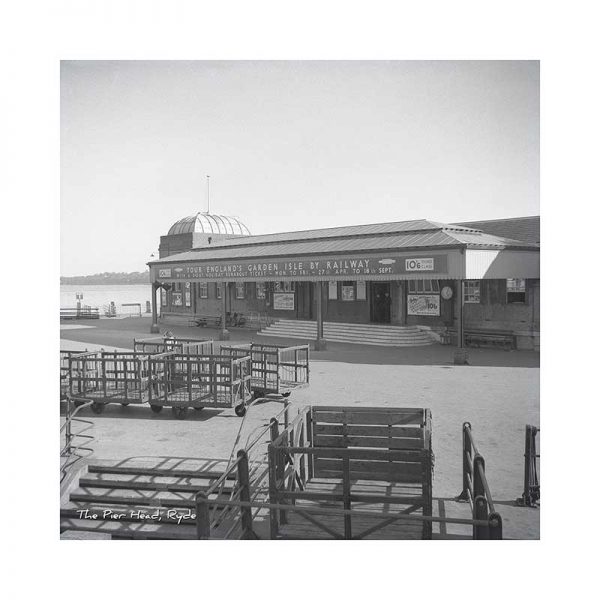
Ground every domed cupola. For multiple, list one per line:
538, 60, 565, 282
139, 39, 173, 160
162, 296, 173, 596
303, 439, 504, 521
168, 213, 250, 236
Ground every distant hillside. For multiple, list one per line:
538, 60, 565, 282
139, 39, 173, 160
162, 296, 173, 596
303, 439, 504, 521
60, 271, 151, 285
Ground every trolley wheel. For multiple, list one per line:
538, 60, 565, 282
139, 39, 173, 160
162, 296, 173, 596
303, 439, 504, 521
172, 407, 188, 420
121, 403, 129, 407
150, 404, 163, 414
193, 407, 204, 412
234, 403, 247, 417
91, 402, 104, 414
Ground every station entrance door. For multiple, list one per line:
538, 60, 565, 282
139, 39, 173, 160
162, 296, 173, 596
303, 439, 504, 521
296, 282, 313, 320
370, 282, 391, 323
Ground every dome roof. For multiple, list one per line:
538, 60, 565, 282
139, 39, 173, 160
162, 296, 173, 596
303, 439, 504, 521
168, 213, 251, 236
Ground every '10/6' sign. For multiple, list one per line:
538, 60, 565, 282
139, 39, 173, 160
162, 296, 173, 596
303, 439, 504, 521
405, 258, 434, 271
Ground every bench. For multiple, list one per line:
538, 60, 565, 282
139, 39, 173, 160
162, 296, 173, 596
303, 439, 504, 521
188, 315, 221, 328
444, 328, 516, 350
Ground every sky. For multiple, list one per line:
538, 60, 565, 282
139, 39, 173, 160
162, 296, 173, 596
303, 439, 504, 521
60, 60, 539, 276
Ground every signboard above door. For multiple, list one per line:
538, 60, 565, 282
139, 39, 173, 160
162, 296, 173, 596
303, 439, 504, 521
153, 253, 449, 282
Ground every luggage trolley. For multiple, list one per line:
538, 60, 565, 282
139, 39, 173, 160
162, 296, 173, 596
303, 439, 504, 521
220, 343, 310, 413
68, 350, 166, 414
60, 349, 95, 402
148, 352, 252, 419
133, 336, 214, 356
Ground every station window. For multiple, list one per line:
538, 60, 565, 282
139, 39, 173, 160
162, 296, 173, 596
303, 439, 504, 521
273, 282, 282, 292
256, 283, 266, 299
464, 281, 480, 303
507, 278, 526, 303
199, 282, 208, 298
160, 288, 167, 306
235, 282, 245, 299
283, 281, 295, 292
408, 279, 440, 294
216, 283, 222, 299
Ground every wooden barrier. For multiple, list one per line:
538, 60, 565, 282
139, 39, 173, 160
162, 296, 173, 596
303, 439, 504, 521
456, 422, 503, 539
267, 406, 433, 540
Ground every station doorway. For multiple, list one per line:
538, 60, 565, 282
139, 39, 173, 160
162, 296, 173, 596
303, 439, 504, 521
370, 282, 391, 323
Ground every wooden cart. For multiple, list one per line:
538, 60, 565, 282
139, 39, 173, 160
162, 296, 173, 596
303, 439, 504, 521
220, 343, 309, 401
67, 350, 165, 414
148, 353, 252, 419
60, 350, 96, 402
133, 336, 214, 355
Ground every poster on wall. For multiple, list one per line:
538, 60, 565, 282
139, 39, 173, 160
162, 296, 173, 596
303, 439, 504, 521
160, 288, 167, 306
273, 292, 295, 310
407, 294, 440, 316
328, 281, 338, 300
172, 292, 183, 307
341, 285, 355, 301
356, 281, 366, 300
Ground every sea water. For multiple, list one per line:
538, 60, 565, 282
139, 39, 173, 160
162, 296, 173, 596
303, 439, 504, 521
60, 284, 151, 314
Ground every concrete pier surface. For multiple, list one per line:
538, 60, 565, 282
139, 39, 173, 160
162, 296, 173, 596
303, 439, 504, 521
61, 316, 540, 539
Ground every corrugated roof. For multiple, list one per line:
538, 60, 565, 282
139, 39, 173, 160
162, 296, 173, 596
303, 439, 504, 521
453, 216, 540, 245
151, 219, 536, 265
201, 218, 478, 250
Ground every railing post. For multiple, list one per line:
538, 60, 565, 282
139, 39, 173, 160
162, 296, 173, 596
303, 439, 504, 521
268, 418, 280, 538
196, 492, 211, 539
342, 454, 352, 539
488, 512, 503, 540
473, 454, 487, 539
65, 396, 73, 455
457, 422, 471, 501
236, 450, 257, 539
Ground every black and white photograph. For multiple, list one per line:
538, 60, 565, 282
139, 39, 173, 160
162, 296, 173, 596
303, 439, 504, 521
59, 60, 540, 541
5, 1, 598, 597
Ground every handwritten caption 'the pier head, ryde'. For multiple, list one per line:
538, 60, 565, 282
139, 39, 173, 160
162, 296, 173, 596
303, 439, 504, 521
76, 508, 196, 525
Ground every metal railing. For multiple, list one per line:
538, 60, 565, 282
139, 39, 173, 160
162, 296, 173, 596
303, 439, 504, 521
517, 425, 540, 507
60, 397, 94, 482
195, 400, 291, 539
456, 422, 503, 539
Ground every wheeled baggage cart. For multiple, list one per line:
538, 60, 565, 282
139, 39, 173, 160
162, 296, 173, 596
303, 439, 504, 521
133, 336, 214, 355
148, 352, 252, 419
68, 350, 169, 414
220, 343, 309, 398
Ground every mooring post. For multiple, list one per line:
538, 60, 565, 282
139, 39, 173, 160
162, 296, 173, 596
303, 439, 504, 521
196, 492, 211, 539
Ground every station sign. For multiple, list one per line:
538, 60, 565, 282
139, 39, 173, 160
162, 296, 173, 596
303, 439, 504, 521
152, 253, 448, 282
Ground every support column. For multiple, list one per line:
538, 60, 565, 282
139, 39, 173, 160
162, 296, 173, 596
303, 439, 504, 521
150, 282, 160, 333
313, 281, 327, 351
453, 279, 468, 365
219, 281, 230, 341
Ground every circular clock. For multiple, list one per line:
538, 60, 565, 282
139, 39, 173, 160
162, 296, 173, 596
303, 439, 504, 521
441, 286, 453, 300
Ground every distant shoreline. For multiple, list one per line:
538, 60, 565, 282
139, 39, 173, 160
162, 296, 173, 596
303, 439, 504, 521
60, 273, 150, 286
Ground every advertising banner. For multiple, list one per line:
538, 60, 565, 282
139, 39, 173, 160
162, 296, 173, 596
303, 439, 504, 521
407, 294, 440, 316
153, 253, 448, 282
